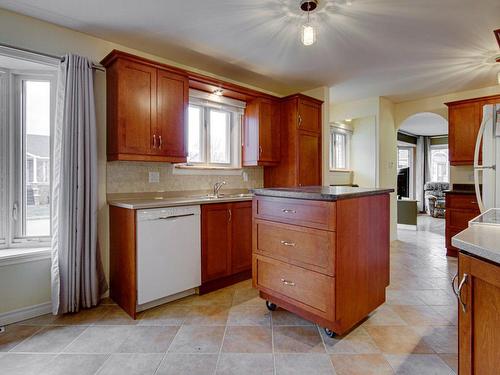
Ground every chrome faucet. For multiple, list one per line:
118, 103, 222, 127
213, 181, 227, 198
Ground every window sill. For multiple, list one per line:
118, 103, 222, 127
173, 164, 243, 176
329, 169, 353, 173
0, 247, 51, 266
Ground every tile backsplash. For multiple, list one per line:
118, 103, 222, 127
107, 162, 263, 194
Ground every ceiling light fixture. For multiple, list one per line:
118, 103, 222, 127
300, 0, 318, 46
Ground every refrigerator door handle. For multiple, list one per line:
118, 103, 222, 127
473, 109, 493, 213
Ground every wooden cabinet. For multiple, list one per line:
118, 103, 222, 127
445, 192, 480, 257
243, 97, 280, 166
253, 193, 390, 335
458, 253, 500, 375
264, 94, 322, 187
446, 95, 500, 165
101, 50, 188, 162
201, 201, 252, 292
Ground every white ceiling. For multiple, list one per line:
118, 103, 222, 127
399, 112, 448, 136
1, 0, 499, 102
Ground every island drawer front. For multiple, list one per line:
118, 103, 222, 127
253, 196, 335, 231
447, 208, 481, 229
446, 194, 479, 210
254, 255, 334, 319
254, 219, 335, 276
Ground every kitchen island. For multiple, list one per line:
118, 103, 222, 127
252, 186, 393, 336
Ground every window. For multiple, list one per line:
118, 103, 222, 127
397, 146, 415, 199
430, 147, 449, 182
0, 70, 56, 249
330, 128, 351, 170
398, 148, 410, 169
186, 90, 243, 168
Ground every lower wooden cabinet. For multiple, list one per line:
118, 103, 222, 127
458, 253, 500, 375
201, 201, 252, 292
445, 193, 480, 257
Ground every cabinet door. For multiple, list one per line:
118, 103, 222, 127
298, 132, 321, 186
230, 201, 252, 274
117, 60, 157, 155
156, 69, 188, 160
448, 102, 480, 165
201, 204, 231, 282
259, 99, 280, 163
458, 253, 500, 374
298, 99, 321, 133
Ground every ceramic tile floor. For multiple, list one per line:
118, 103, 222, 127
1, 216, 457, 374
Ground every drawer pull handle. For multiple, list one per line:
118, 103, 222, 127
281, 278, 295, 286
282, 209, 296, 214
280, 240, 296, 247
457, 273, 468, 313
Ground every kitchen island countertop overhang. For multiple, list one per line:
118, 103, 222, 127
252, 185, 395, 201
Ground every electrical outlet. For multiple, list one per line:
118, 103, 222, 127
242, 171, 249, 182
148, 171, 160, 183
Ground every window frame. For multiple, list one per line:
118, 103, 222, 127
329, 127, 351, 171
1, 71, 56, 250
186, 102, 242, 169
397, 144, 416, 199
429, 144, 449, 183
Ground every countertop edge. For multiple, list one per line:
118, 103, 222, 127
252, 188, 394, 201
452, 226, 500, 265
108, 196, 253, 210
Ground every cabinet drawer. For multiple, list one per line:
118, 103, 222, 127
446, 208, 481, 229
446, 194, 479, 210
254, 196, 335, 231
254, 219, 334, 276
254, 255, 334, 319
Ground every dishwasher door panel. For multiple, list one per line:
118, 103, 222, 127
136, 214, 201, 305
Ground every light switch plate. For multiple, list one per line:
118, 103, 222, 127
149, 171, 160, 183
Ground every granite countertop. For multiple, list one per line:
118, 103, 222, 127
252, 186, 394, 201
452, 225, 500, 265
108, 189, 253, 210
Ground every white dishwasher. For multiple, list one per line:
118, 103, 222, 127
136, 205, 201, 306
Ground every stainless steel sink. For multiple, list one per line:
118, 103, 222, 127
224, 193, 253, 198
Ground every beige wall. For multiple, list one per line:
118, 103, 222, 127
351, 116, 377, 187
0, 8, 282, 317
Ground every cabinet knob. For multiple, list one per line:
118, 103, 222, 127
280, 240, 296, 247
298, 114, 302, 127
281, 209, 296, 214
280, 278, 295, 286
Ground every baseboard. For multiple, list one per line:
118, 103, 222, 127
0, 301, 52, 326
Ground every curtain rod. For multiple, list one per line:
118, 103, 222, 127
0, 42, 105, 72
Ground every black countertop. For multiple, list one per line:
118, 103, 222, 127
252, 186, 394, 201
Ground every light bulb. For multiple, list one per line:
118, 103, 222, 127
302, 24, 316, 46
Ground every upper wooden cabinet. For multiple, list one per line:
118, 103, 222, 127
264, 94, 323, 187
243, 97, 280, 166
446, 95, 500, 165
101, 51, 188, 162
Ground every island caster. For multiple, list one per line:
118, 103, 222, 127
324, 328, 336, 338
265, 301, 277, 311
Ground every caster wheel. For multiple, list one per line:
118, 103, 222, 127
324, 328, 336, 338
266, 301, 277, 311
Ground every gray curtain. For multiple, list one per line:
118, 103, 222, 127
415, 136, 424, 212
51, 54, 108, 314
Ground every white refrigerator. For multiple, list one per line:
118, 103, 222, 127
474, 104, 500, 212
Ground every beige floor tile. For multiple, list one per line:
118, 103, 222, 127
411, 326, 458, 354
385, 354, 454, 374
168, 325, 225, 354
364, 326, 434, 354
117, 326, 179, 353
321, 326, 380, 354
94, 306, 138, 325
390, 305, 453, 326
100, 297, 117, 305
414, 290, 457, 306
363, 306, 407, 326
216, 353, 274, 375
275, 353, 335, 375
11, 325, 86, 353
16, 313, 58, 325
385, 290, 426, 306
157, 353, 218, 375
222, 326, 272, 353
330, 354, 394, 375
39, 353, 109, 375
271, 308, 315, 326
227, 305, 271, 326
430, 305, 458, 326
438, 354, 458, 373
63, 326, 134, 354
53, 305, 110, 326
231, 288, 262, 307
273, 326, 325, 353
176, 290, 234, 307
97, 353, 163, 375
138, 304, 190, 326
0, 353, 57, 375
183, 306, 229, 326
0, 325, 41, 352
